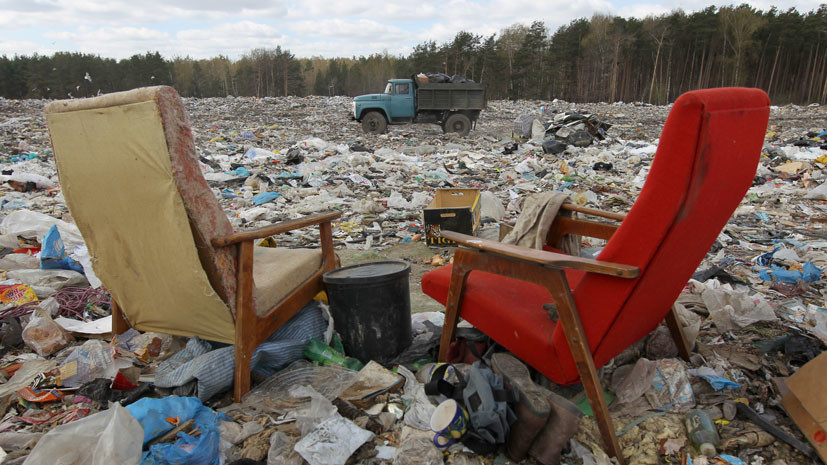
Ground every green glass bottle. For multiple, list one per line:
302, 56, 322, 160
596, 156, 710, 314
304, 339, 363, 371
685, 409, 720, 457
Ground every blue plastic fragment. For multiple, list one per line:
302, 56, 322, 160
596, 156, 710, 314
759, 262, 823, 283
699, 374, 740, 390
229, 166, 251, 177
40, 225, 85, 273
755, 247, 779, 266
717, 455, 746, 465
252, 191, 282, 205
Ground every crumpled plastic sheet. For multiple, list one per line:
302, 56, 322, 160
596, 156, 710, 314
647, 358, 695, 413
0, 358, 56, 398
23, 403, 142, 465
294, 415, 373, 465
692, 279, 778, 332
241, 361, 358, 414
397, 365, 435, 431
155, 302, 327, 401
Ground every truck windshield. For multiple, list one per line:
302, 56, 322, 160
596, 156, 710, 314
384, 83, 393, 94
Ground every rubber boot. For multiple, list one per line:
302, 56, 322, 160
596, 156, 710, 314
491, 353, 550, 462
527, 391, 582, 465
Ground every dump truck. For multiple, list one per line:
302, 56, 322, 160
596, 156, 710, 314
352, 76, 487, 136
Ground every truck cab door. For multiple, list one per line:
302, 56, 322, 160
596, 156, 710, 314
389, 82, 414, 121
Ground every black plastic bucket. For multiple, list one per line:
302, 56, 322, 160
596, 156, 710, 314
322, 260, 412, 364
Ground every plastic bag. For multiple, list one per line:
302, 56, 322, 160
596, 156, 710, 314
40, 225, 85, 272
242, 360, 358, 414
58, 339, 115, 387
294, 416, 373, 465
393, 437, 442, 465
648, 358, 695, 412
293, 385, 338, 436
6, 269, 88, 296
23, 403, 142, 465
0, 209, 85, 250
267, 432, 303, 465
0, 283, 37, 305
22, 307, 74, 357
128, 397, 223, 465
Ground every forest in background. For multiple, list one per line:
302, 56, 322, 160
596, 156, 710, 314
1, 4, 826, 104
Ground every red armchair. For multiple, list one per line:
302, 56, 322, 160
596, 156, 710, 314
421, 88, 770, 463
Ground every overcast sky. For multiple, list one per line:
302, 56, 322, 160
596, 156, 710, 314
1, 0, 822, 60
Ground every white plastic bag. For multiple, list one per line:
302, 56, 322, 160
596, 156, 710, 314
294, 416, 373, 465
0, 209, 84, 250
21, 307, 74, 357
58, 339, 117, 387
24, 403, 142, 465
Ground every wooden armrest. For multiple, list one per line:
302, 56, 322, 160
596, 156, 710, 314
560, 203, 626, 221
442, 230, 639, 278
212, 211, 342, 246
548, 216, 618, 242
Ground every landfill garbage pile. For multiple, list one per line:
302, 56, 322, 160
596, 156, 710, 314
415, 73, 476, 84
0, 93, 825, 464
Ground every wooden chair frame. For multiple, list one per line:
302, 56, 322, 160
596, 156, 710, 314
112, 211, 341, 402
437, 206, 691, 464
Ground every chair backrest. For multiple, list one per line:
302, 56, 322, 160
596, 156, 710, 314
45, 86, 238, 343
553, 88, 769, 375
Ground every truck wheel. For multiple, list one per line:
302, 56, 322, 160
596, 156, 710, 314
443, 114, 471, 136
361, 112, 387, 134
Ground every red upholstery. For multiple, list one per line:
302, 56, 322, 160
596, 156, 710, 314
421, 88, 770, 385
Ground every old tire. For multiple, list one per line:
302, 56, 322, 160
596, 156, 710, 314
361, 112, 387, 134
443, 114, 471, 136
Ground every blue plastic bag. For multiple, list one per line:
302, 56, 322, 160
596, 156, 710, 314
759, 262, 823, 283
127, 396, 222, 465
126, 396, 203, 445
40, 225, 84, 273
252, 191, 282, 205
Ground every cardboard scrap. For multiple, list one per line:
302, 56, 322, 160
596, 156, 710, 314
778, 351, 827, 462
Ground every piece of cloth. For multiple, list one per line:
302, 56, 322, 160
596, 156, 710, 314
501, 192, 578, 254
154, 302, 326, 401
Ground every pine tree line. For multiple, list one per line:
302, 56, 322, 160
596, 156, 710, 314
1, 4, 825, 104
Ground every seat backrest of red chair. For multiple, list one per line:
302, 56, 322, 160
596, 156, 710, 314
553, 88, 769, 377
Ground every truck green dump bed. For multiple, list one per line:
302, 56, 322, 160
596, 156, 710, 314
416, 83, 487, 111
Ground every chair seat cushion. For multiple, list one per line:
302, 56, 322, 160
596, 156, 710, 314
253, 247, 322, 316
421, 263, 585, 382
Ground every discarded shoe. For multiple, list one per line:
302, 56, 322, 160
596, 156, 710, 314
528, 391, 582, 465
491, 352, 550, 461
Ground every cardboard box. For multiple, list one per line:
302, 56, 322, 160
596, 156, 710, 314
777, 351, 827, 462
424, 189, 481, 247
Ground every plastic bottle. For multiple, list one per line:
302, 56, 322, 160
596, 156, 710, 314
303, 339, 363, 371
685, 409, 720, 457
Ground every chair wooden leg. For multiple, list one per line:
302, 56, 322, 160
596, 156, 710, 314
665, 304, 692, 362
234, 241, 255, 403
547, 269, 625, 465
110, 299, 131, 335
437, 250, 472, 363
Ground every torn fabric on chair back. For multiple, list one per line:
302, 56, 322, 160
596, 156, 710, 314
548, 88, 770, 383
45, 86, 236, 343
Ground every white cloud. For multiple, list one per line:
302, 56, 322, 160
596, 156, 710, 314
0, 40, 55, 57
0, 0, 822, 60
287, 18, 409, 42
